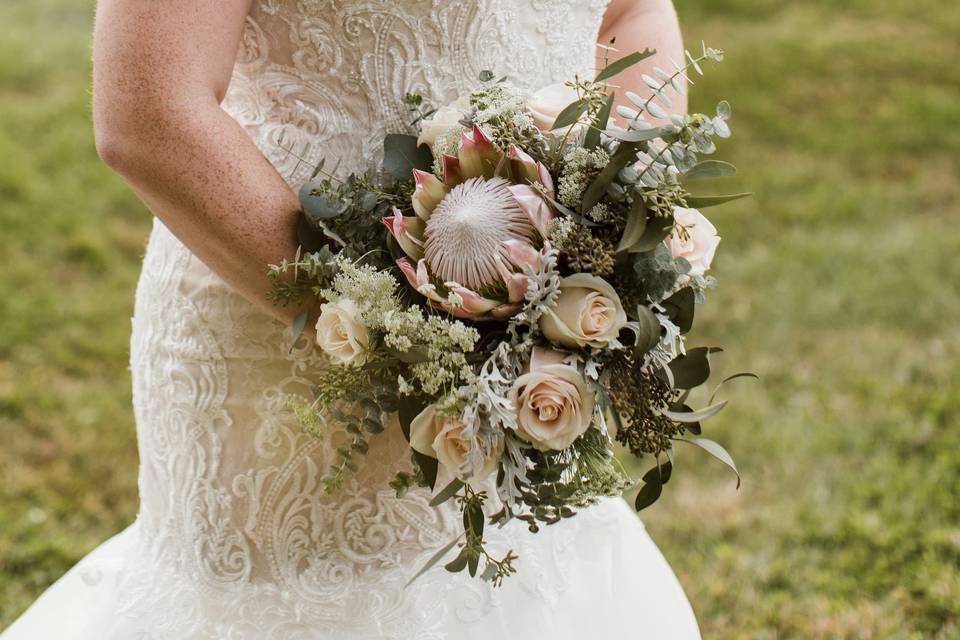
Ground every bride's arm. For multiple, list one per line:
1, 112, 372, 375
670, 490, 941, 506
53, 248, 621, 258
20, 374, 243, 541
599, 0, 687, 117
92, 0, 310, 325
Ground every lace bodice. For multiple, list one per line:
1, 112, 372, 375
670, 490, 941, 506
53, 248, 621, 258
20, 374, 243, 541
124, 2, 612, 638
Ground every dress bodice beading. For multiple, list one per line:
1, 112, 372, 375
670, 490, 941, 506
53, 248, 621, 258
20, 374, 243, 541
124, 1, 612, 638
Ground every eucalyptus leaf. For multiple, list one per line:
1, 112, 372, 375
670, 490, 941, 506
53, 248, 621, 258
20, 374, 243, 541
413, 450, 439, 489
668, 346, 713, 389
299, 183, 341, 221
581, 141, 640, 213
646, 101, 668, 119
445, 547, 469, 573
383, 134, 433, 181
296, 216, 326, 253
661, 287, 695, 334
716, 100, 732, 119
663, 400, 728, 423
585, 93, 614, 150
467, 548, 480, 577
289, 311, 309, 354
709, 372, 760, 405
405, 536, 461, 588
628, 217, 672, 253
464, 501, 485, 539
684, 160, 737, 180
397, 396, 428, 441
594, 48, 655, 82
603, 127, 665, 143
616, 200, 648, 252
551, 99, 589, 131
634, 305, 662, 354
430, 478, 465, 507
684, 437, 741, 488
669, 403, 701, 434
685, 192, 752, 208
634, 475, 662, 511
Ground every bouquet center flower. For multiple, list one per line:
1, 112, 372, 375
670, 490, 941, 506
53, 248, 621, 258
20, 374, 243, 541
424, 176, 535, 290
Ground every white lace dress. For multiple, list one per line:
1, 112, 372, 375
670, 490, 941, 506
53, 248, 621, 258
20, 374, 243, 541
3, 2, 700, 638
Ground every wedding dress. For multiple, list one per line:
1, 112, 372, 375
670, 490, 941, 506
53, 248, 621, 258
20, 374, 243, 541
2, 2, 701, 638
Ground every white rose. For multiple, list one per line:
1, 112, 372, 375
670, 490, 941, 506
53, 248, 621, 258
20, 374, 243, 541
410, 404, 502, 481
417, 97, 470, 148
539, 274, 628, 349
527, 83, 589, 138
665, 207, 721, 276
509, 347, 596, 452
314, 299, 369, 366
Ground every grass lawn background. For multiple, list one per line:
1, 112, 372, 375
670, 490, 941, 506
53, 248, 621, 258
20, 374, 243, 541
1, 0, 958, 636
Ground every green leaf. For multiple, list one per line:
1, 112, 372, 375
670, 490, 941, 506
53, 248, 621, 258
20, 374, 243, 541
413, 450, 439, 489
643, 457, 673, 486
296, 216, 326, 252
386, 345, 431, 364
445, 547, 469, 573
430, 478, 465, 507
616, 200, 648, 252
289, 311, 308, 354
299, 183, 341, 221
629, 217, 672, 253
383, 134, 434, 181
464, 501, 485, 540
663, 400, 728, 423
633, 305, 662, 354
467, 548, 480, 577
581, 141, 640, 212
634, 476, 662, 510
709, 372, 760, 405
602, 126, 666, 143
668, 346, 713, 389
684, 437, 741, 488
684, 160, 737, 180
595, 48, 656, 82
551, 99, 589, 131
585, 92, 614, 150
685, 192, 752, 208
397, 396, 428, 441
405, 536, 461, 588
670, 403, 701, 434
661, 287, 695, 334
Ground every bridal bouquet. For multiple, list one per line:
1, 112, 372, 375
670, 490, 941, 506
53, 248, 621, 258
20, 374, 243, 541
269, 43, 751, 585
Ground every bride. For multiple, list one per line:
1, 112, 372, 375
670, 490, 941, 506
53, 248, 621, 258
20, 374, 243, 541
3, 0, 701, 637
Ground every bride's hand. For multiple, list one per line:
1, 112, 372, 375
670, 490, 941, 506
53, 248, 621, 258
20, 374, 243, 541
92, 0, 311, 327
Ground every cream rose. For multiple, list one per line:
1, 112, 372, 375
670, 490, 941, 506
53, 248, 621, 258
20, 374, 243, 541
526, 83, 587, 138
410, 405, 502, 480
314, 299, 369, 366
539, 274, 628, 349
509, 348, 596, 452
417, 97, 470, 148
665, 207, 721, 276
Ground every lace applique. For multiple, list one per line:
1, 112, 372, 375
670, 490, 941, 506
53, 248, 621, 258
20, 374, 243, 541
120, 1, 612, 637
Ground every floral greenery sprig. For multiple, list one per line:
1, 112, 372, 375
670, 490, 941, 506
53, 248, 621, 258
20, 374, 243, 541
267, 41, 755, 586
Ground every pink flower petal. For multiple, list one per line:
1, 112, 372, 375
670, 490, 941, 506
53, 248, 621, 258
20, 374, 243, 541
507, 185, 553, 235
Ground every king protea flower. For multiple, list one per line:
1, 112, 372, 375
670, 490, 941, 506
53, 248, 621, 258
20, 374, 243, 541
385, 123, 556, 320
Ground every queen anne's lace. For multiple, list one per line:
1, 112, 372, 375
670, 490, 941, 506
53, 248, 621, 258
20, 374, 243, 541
119, 1, 611, 637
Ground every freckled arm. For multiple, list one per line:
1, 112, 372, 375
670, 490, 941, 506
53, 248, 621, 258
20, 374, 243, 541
93, 0, 311, 325
599, 0, 688, 119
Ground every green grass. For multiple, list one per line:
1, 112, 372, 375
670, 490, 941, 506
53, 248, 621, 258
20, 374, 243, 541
1, 0, 958, 636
